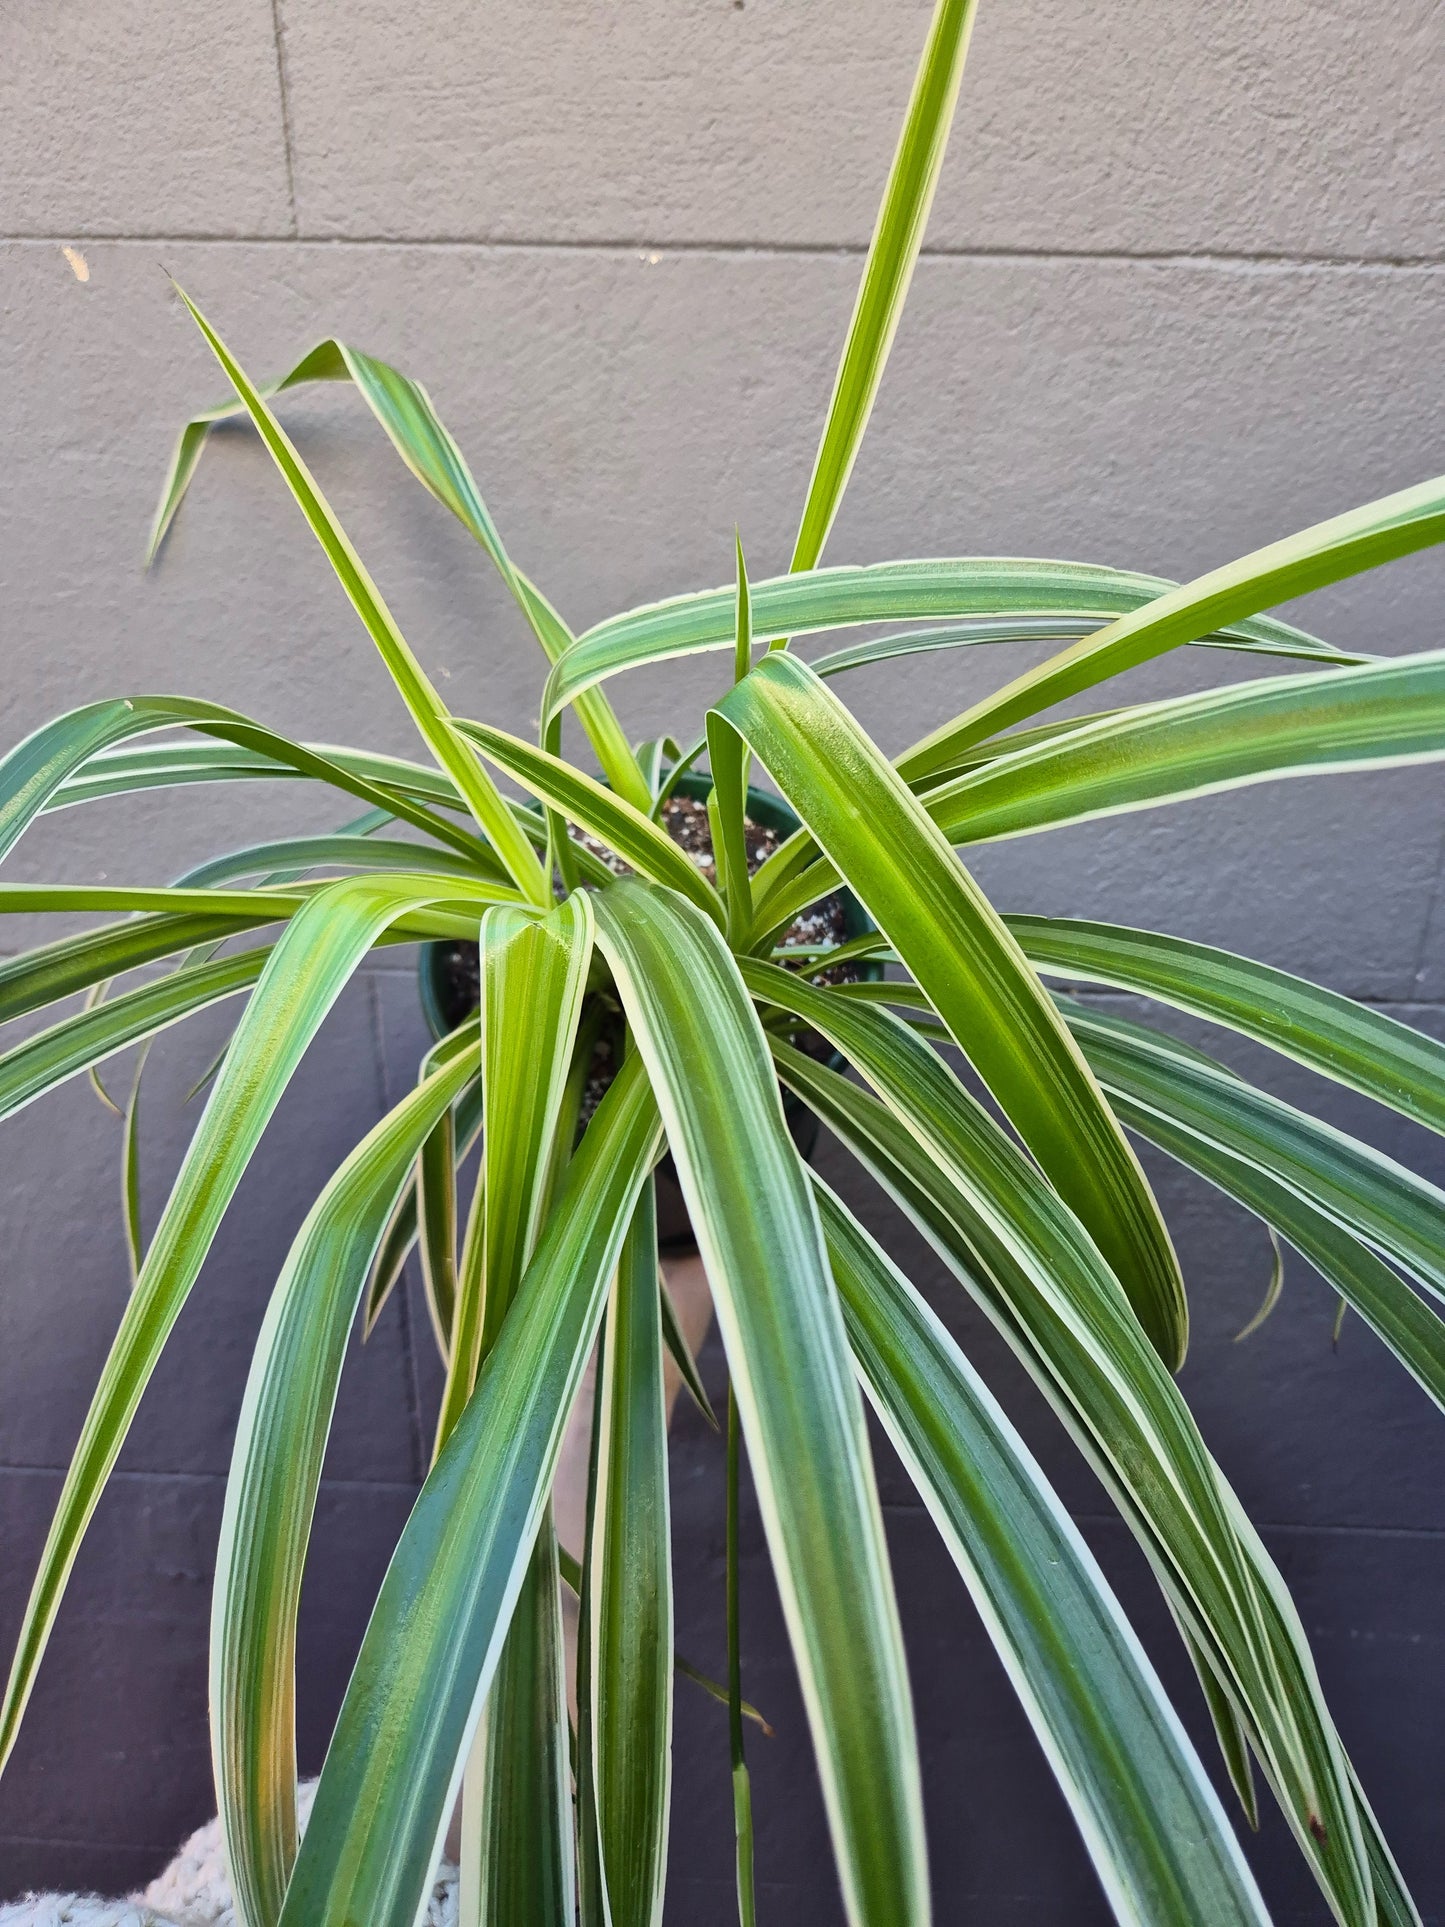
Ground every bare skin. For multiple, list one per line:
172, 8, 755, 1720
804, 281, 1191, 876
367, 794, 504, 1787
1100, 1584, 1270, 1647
445, 1252, 715, 1862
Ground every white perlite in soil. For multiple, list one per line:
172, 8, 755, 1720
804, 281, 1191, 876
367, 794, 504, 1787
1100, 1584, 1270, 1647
0, 1783, 459, 1927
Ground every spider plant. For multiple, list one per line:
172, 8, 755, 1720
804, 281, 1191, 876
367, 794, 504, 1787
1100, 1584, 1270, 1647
3, 0, 1444, 1920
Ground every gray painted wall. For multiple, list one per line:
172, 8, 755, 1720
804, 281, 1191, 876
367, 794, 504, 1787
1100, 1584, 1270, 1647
2, 2, 1442, 1916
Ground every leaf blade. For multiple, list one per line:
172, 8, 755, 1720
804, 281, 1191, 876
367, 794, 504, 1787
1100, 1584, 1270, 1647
754, 989, 1378, 1920
545, 557, 1334, 722
590, 880, 927, 1927
276, 1056, 662, 1927
437, 894, 595, 1450
719, 651, 1187, 1366
811, 614, 1367, 681
455, 719, 726, 927
591, 1182, 673, 1927
820, 1183, 1270, 1925
1063, 1003, 1445, 1309
908, 470, 1445, 773
213, 1039, 481, 1927
171, 287, 549, 902
927, 648, 1445, 846
148, 335, 648, 808
1006, 913, 1445, 1138
0, 873, 460, 1780
1, 695, 490, 867
446, 896, 591, 1921
0, 946, 267, 1124
1108, 1092, 1445, 1417
462, 1523, 575, 1927
790, 0, 980, 576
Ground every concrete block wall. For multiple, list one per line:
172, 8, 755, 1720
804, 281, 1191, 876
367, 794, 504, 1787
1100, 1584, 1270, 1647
1, 2, 1441, 1915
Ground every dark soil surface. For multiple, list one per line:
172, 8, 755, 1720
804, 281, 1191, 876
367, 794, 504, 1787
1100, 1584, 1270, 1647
430, 797, 858, 1036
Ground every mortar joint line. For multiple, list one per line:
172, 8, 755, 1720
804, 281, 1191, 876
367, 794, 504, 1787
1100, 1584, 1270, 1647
268, 0, 300, 239
4, 234, 1445, 272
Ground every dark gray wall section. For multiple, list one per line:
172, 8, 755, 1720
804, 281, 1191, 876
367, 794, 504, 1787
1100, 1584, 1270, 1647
1, 1, 1443, 1917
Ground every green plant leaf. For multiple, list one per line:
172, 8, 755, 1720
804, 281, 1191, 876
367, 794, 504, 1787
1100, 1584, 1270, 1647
672, 1656, 771, 1736
726, 1384, 756, 1927
51, 732, 616, 890
174, 832, 506, 892
590, 880, 927, 1927
545, 557, 1332, 723
707, 534, 756, 943
576, 1313, 608, 1927
0, 883, 308, 919
171, 287, 549, 903
811, 614, 1368, 680
455, 719, 727, 928
757, 1001, 1378, 1920
558, 1561, 771, 1732
0, 882, 498, 951
52, 742, 313, 808
765, 647, 1445, 945
903, 470, 1445, 775
361, 1071, 485, 1344
635, 736, 683, 802
1006, 914, 1445, 1137
461, 1521, 575, 1927
1183, 1627, 1260, 1831
361, 1186, 423, 1344
147, 337, 351, 562
49, 738, 628, 895
213, 1036, 480, 1927
1064, 1003, 1445, 1308
659, 1270, 717, 1430
0, 913, 270, 1028
1107, 1092, 1445, 1417
438, 893, 595, 1450
791, 0, 975, 575
1236, 1227, 1286, 1345
415, 1058, 461, 1367
706, 709, 753, 948
120, 1046, 149, 1286
148, 336, 648, 809
0, 872, 468, 1780
441, 899, 591, 1927
732, 533, 753, 684
742, 711, 1135, 930
591, 1181, 673, 1927
49, 737, 461, 818
718, 651, 1187, 1367
926, 648, 1445, 845
0, 945, 268, 1123
331, 345, 649, 810
276, 1053, 662, 1927
542, 1001, 608, 1243
819, 1182, 1270, 1924
842, 968, 1445, 1413
649, 735, 708, 819
0, 695, 489, 867
1349, 1768, 1425, 1927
